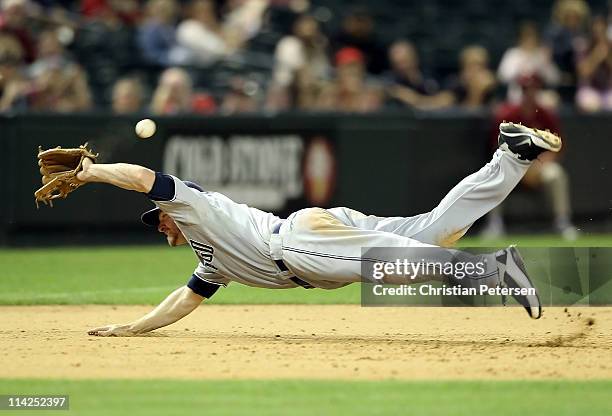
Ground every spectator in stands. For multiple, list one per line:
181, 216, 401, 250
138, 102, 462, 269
25, 29, 92, 112
151, 67, 193, 114
137, 0, 179, 67
175, 0, 229, 66
26, 64, 92, 112
482, 74, 577, 240
220, 76, 259, 114
445, 46, 497, 109
267, 13, 330, 111
29, 29, 71, 77
314, 47, 383, 112
27, 68, 92, 112
332, 8, 387, 75
273, 14, 330, 89
545, 0, 590, 91
0, 32, 26, 111
75, 0, 139, 108
498, 21, 561, 108
575, 15, 612, 112
222, 0, 269, 49
291, 67, 325, 110
150, 67, 216, 114
81, 0, 141, 26
111, 76, 144, 113
386, 40, 451, 110
0, 0, 35, 63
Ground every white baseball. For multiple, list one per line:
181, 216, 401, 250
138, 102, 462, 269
135, 119, 156, 139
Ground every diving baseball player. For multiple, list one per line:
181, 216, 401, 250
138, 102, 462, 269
82, 123, 560, 336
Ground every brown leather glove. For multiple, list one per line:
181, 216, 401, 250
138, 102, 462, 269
34, 143, 98, 207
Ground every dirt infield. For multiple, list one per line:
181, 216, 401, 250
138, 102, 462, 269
1, 305, 611, 380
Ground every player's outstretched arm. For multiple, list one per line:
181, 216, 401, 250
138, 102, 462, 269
87, 286, 204, 337
76, 157, 156, 194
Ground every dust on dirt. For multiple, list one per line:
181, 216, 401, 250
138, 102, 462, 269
1, 305, 611, 380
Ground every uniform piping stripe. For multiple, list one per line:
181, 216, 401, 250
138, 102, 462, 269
283, 246, 382, 263
282, 246, 499, 279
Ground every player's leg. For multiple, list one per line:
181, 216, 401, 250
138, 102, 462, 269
279, 207, 541, 318
326, 147, 526, 246
279, 208, 499, 286
399, 147, 530, 245
334, 123, 562, 246
328, 148, 528, 245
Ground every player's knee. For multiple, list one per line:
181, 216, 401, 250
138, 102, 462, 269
436, 228, 468, 247
293, 208, 341, 233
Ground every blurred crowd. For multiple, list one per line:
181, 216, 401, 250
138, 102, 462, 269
0, 0, 609, 115
0, 0, 594, 238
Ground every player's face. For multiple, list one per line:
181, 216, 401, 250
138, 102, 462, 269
157, 212, 187, 247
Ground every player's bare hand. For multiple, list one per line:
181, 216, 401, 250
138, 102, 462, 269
87, 324, 135, 337
76, 157, 94, 182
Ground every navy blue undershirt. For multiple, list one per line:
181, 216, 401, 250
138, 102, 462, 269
187, 275, 221, 299
146, 172, 175, 201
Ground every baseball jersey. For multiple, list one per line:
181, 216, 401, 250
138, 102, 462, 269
148, 173, 298, 290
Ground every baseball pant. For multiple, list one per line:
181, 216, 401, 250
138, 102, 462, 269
277, 149, 530, 286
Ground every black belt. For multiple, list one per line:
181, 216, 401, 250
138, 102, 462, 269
272, 222, 314, 289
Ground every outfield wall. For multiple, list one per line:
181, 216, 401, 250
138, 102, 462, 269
1, 111, 610, 246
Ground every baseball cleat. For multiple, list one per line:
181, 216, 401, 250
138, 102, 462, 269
498, 122, 562, 161
496, 245, 542, 319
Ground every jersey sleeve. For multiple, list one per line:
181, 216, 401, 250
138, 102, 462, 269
146, 173, 204, 225
192, 262, 231, 287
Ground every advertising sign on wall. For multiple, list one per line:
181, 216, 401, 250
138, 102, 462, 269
163, 134, 336, 213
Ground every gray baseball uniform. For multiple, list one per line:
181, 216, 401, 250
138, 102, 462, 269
152, 149, 529, 292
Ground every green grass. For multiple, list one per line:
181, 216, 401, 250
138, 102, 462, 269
0, 245, 359, 305
0, 379, 610, 416
0, 234, 611, 305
